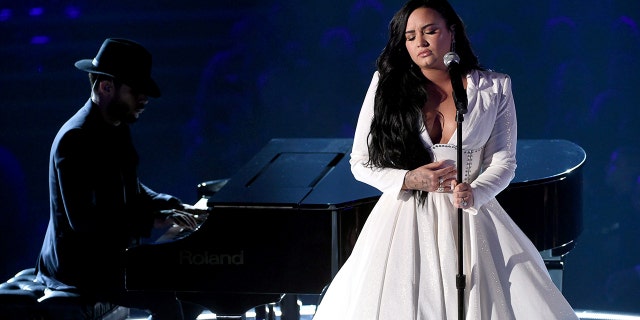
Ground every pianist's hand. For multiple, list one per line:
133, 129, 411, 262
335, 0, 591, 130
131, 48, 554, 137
155, 209, 200, 230
180, 203, 210, 214
179, 203, 210, 224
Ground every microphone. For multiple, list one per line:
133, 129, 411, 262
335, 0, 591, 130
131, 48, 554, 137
443, 52, 467, 114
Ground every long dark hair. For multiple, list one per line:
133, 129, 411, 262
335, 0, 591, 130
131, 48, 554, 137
367, 0, 481, 193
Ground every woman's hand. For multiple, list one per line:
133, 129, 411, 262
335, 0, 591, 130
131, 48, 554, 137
403, 160, 457, 192
452, 182, 474, 209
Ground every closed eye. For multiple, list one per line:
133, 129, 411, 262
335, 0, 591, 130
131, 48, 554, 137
405, 25, 438, 41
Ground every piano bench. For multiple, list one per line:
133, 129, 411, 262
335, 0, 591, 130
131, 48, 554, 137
0, 268, 129, 320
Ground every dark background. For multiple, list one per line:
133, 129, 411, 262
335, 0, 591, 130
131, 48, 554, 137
1, 0, 639, 314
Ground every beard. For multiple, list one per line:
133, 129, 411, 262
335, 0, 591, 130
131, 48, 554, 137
107, 97, 139, 124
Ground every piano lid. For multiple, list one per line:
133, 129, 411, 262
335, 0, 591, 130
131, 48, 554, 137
509, 139, 586, 185
208, 138, 585, 209
208, 138, 380, 209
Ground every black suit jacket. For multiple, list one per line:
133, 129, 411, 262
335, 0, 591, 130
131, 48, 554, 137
36, 99, 181, 292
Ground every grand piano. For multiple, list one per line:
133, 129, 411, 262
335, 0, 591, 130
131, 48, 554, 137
124, 138, 586, 318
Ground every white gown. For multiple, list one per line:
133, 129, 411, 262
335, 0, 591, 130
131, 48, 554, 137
312, 70, 578, 320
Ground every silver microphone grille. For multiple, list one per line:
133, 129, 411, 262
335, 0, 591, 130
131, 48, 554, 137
443, 52, 460, 67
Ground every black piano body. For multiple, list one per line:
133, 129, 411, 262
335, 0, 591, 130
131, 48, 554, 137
496, 139, 586, 254
125, 138, 380, 316
124, 138, 586, 316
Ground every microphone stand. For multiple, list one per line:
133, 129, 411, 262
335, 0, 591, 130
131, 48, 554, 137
455, 99, 466, 320
444, 51, 468, 320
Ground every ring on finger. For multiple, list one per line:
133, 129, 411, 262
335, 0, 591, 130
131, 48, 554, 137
462, 200, 468, 207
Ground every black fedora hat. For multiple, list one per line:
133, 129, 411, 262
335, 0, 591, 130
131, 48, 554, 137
74, 38, 161, 97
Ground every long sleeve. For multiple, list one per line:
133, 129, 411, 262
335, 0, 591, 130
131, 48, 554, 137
139, 183, 182, 210
467, 73, 517, 210
349, 72, 409, 196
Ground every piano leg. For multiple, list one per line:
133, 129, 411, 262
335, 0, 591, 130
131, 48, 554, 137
255, 305, 266, 320
175, 292, 280, 319
279, 294, 300, 320
268, 304, 276, 320
541, 240, 576, 292
541, 249, 564, 292
254, 303, 276, 320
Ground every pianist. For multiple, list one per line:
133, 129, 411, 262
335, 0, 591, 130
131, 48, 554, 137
35, 38, 207, 320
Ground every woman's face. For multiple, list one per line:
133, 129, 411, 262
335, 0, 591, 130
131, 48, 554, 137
404, 7, 452, 71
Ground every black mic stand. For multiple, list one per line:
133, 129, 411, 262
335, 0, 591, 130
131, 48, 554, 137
455, 97, 466, 320
444, 51, 468, 320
